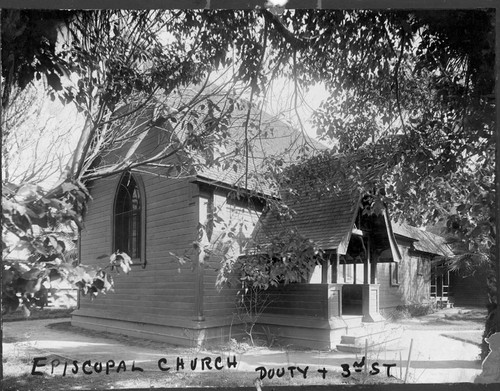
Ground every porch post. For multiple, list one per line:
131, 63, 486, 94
327, 284, 343, 318
332, 252, 339, 283
361, 284, 384, 322
371, 256, 377, 283
363, 239, 371, 284
321, 255, 332, 283
353, 257, 357, 283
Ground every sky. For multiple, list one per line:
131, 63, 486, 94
2, 81, 83, 189
3, 77, 330, 189
2, 8, 333, 190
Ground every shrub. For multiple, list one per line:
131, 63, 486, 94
388, 302, 437, 321
405, 302, 437, 317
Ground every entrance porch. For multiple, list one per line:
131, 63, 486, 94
257, 281, 384, 349
253, 197, 402, 349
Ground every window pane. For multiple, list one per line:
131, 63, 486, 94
114, 173, 142, 259
132, 187, 140, 209
115, 214, 128, 253
130, 211, 140, 258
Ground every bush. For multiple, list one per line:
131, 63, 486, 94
388, 302, 437, 321
387, 307, 411, 321
405, 302, 437, 317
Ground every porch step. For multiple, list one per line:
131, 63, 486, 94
343, 319, 387, 336
336, 323, 403, 353
341, 315, 364, 328
336, 343, 364, 353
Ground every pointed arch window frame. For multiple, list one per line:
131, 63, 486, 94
113, 171, 147, 268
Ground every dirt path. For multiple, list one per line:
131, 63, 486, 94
2, 306, 487, 389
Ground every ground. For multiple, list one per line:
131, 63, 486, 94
1, 306, 487, 390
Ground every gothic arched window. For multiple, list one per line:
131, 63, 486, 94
113, 172, 146, 267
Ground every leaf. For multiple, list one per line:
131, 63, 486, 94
21, 305, 31, 318
61, 182, 79, 193
47, 235, 59, 250
48, 268, 63, 281
16, 184, 39, 202
104, 273, 113, 290
93, 277, 105, 290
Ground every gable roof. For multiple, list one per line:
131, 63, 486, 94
195, 108, 325, 195
392, 222, 454, 257
138, 82, 327, 195
253, 187, 408, 264
101, 83, 325, 196
252, 153, 449, 260
254, 189, 450, 260
254, 188, 360, 251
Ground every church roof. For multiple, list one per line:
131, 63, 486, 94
392, 222, 454, 257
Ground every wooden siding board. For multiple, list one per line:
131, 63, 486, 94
378, 244, 433, 311
81, 299, 195, 310
79, 171, 198, 321
194, 188, 264, 318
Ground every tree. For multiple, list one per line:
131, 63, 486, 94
295, 9, 495, 357
198, 8, 495, 355
1, 10, 243, 313
2, 8, 495, 357
1, 8, 321, 314
2, 82, 81, 186
2, 180, 135, 315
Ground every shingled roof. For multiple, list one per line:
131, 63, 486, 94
146, 82, 326, 195
254, 188, 360, 252
252, 151, 450, 260
254, 190, 451, 260
196, 107, 325, 195
392, 222, 454, 257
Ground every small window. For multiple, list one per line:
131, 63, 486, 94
199, 190, 214, 242
114, 172, 146, 267
416, 257, 424, 277
390, 262, 400, 286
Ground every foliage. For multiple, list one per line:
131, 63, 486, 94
2, 181, 132, 315
234, 287, 273, 347
215, 211, 322, 291
1, 9, 287, 312
304, 10, 495, 266
168, 195, 321, 292
389, 302, 437, 321
1, 10, 74, 108
293, 9, 496, 355
1, 9, 496, 342
211, 202, 322, 346
1, 83, 76, 185
1, 10, 274, 184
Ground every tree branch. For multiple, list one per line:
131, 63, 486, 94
394, 28, 407, 136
